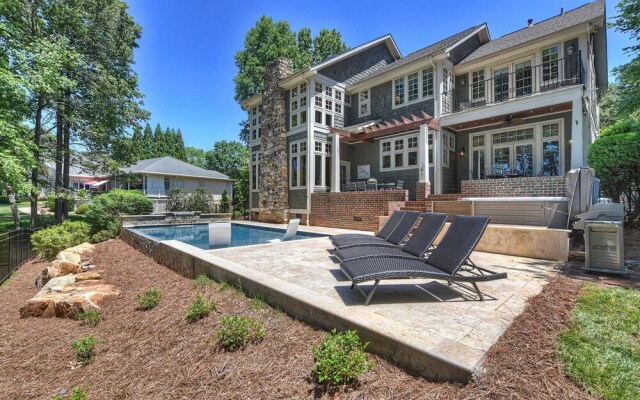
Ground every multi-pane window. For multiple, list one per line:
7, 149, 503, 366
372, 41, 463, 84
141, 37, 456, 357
289, 83, 307, 129
290, 140, 307, 187
312, 141, 331, 188
471, 134, 486, 179
422, 67, 434, 97
515, 60, 533, 97
380, 135, 420, 170
542, 122, 561, 176
492, 128, 534, 144
394, 78, 405, 106
471, 69, 485, 101
249, 105, 262, 142
313, 81, 343, 128
542, 45, 560, 82
251, 152, 260, 191
407, 73, 419, 102
358, 90, 370, 117
442, 131, 456, 167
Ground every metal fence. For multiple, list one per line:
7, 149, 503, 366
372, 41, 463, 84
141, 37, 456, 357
0, 229, 36, 284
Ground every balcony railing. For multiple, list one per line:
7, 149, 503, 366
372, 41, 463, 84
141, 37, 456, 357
443, 52, 583, 115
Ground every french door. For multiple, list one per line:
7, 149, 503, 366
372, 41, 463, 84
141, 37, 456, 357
492, 143, 534, 176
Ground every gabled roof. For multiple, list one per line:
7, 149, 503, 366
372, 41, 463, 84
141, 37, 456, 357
459, 0, 605, 65
310, 34, 401, 71
121, 156, 232, 181
348, 24, 488, 87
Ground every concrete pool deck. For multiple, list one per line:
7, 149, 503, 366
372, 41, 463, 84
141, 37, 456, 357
122, 221, 560, 382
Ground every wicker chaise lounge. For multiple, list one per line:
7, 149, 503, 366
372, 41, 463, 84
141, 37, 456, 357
339, 215, 507, 305
333, 212, 448, 262
332, 211, 421, 250
329, 210, 407, 243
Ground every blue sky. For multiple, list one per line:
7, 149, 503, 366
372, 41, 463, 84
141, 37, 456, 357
126, 0, 631, 150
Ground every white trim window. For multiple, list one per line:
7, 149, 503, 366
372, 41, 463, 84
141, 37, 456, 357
380, 134, 419, 171
442, 131, 455, 167
471, 69, 486, 102
422, 67, 434, 98
470, 134, 486, 179
250, 152, 260, 192
394, 78, 405, 106
358, 89, 370, 117
312, 140, 332, 188
250, 105, 262, 142
289, 140, 307, 188
313, 81, 343, 128
541, 122, 561, 176
542, 45, 560, 83
289, 83, 308, 130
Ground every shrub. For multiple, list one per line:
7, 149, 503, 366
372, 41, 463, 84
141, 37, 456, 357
32, 220, 91, 260
215, 315, 265, 351
186, 186, 215, 213
51, 387, 89, 400
46, 193, 76, 211
71, 336, 96, 365
84, 189, 153, 238
220, 189, 230, 213
90, 230, 114, 244
185, 293, 217, 323
166, 188, 189, 212
75, 204, 90, 215
312, 329, 373, 385
193, 274, 216, 288
135, 288, 162, 310
77, 309, 102, 327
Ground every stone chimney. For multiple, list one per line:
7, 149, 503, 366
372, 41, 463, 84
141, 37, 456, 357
527, 18, 534, 28
258, 57, 293, 223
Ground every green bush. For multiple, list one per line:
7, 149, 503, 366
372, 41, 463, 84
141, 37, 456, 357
215, 314, 265, 351
75, 204, 90, 215
84, 189, 153, 238
51, 387, 89, 400
220, 188, 230, 213
77, 309, 102, 327
46, 193, 76, 211
312, 329, 374, 385
90, 230, 114, 244
31, 220, 91, 260
71, 336, 96, 365
166, 188, 189, 212
193, 274, 216, 288
135, 288, 162, 310
186, 186, 215, 213
185, 293, 217, 323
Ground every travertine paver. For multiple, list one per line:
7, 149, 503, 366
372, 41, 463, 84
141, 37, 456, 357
207, 223, 560, 378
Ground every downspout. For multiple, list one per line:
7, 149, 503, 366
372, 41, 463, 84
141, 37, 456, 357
305, 77, 312, 226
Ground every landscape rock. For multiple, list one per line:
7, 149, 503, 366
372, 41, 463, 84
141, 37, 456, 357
40, 252, 82, 284
63, 242, 96, 257
75, 272, 102, 281
20, 276, 119, 319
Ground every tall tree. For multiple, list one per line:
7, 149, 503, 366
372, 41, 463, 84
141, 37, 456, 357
312, 28, 349, 64
205, 140, 250, 213
142, 122, 153, 159
175, 128, 186, 161
153, 123, 164, 158
185, 146, 207, 168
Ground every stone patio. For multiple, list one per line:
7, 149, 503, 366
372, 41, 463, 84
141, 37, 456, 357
123, 221, 561, 382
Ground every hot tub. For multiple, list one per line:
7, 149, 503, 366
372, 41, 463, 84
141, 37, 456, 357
459, 197, 568, 228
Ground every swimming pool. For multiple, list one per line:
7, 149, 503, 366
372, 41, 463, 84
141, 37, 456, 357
129, 223, 326, 250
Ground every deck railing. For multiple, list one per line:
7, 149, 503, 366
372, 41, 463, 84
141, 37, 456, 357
443, 52, 583, 114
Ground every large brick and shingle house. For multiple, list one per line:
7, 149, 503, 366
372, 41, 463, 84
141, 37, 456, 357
244, 0, 607, 227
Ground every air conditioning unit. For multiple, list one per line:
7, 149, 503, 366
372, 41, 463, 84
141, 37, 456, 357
583, 221, 627, 275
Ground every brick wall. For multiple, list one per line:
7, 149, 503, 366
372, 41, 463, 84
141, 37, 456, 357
310, 191, 408, 232
461, 176, 566, 197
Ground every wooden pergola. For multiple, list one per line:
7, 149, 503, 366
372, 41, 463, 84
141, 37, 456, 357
329, 112, 440, 143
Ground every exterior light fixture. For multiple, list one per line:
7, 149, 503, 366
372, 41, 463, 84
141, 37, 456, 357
460, 147, 466, 157
567, 45, 575, 56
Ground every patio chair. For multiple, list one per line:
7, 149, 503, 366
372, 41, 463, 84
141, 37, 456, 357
366, 182, 377, 191
339, 215, 507, 305
332, 211, 420, 249
330, 210, 407, 243
264, 219, 300, 243
334, 212, 448, 262
356, 181, 366, 191
395, 180, 404, 190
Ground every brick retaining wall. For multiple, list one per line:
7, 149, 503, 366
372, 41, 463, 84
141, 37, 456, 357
461, 176, 566, 197
310, 191, 408, 232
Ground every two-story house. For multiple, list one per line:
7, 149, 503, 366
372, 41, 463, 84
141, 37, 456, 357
244, 0, 607, 225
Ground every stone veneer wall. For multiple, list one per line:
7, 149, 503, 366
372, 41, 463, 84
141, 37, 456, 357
120, 213, 232, 227
461, 176, 566, 197
310, 191, 408, 232
258, 57, 293, 223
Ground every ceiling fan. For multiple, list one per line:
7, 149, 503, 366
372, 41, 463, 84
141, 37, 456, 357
501, 114, 525, 127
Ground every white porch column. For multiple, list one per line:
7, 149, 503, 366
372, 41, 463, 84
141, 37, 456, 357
331, 134, 340, 192
418, 124, 430, 183
570, 98, 585, 169
433, 130, 443, 194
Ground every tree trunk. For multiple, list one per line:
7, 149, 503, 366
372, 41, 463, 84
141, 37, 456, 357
55, 104, 64, 224
62, 102, 71, 219
4, 184, 21, 230
30, 96, 43, 229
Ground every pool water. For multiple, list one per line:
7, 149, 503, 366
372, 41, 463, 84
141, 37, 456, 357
130, 223, 326, 250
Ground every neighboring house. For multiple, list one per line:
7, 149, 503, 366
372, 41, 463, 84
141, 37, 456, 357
244, 0, 606, 224
42, 162, 111, 194
118, 156, 234, 213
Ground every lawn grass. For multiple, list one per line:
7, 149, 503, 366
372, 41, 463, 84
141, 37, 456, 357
558, 283, 640, 400
0, 201, 83, 235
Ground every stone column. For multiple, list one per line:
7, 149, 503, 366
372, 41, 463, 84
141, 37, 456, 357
258, 57, 293, 223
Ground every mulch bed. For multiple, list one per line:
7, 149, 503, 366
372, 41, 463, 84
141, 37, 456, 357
0, 239, 593, 399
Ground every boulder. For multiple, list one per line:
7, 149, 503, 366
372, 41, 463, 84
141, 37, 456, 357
63, 242, 96, 257
40, 252, 82, 284
75, 272, 102, 281
20, 276, 119, 319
